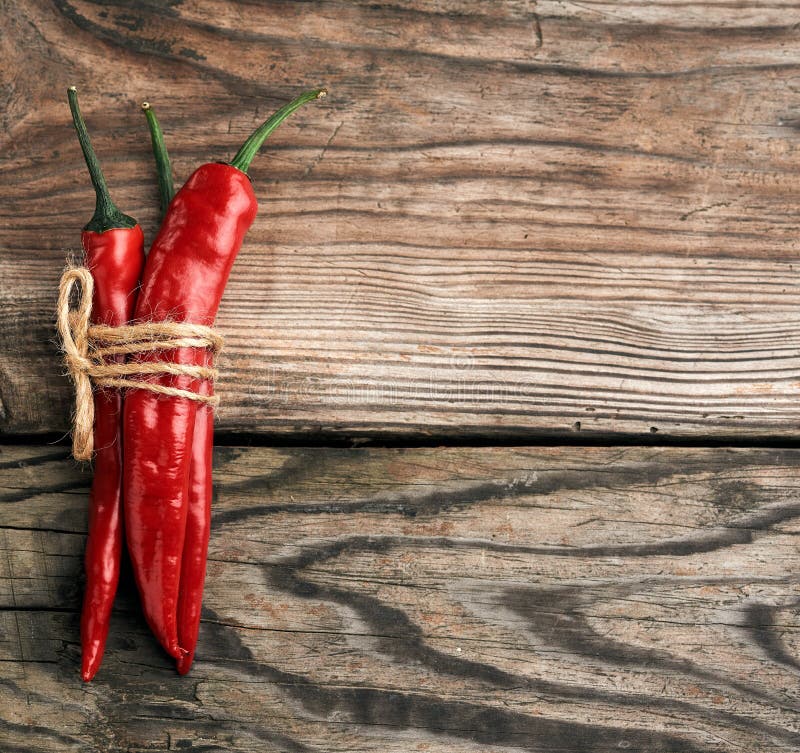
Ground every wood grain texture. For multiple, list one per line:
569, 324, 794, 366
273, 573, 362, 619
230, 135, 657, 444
3, 1, 800, 438
1, 443, 798, 752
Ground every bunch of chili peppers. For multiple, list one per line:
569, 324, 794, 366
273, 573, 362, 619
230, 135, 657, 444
68, 85, 326, 681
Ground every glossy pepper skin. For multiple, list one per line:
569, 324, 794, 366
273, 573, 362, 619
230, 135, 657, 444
123, 164, 257, 659
67, 86, 146, 682
80, 226, 145, 681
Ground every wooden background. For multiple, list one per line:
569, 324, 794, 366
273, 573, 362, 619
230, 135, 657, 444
1, 1, 799, 751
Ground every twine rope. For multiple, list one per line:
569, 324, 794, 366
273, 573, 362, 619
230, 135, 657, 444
57, 265, 223, 460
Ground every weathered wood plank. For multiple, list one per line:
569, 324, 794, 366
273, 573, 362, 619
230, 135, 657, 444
1, 443, 798, 751
3, 1, 800, 437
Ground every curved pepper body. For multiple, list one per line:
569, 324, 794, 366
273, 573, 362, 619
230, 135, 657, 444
80, 225, 145, 682
123, 163, 256, 659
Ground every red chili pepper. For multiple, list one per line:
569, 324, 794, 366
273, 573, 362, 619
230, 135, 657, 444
176, 393, 213, 674
141, 103, 211, 674
124, 89, 326, 662
67, 87, 146, 681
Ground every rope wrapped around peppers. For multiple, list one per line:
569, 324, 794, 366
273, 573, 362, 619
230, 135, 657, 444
60, 87, 327, 678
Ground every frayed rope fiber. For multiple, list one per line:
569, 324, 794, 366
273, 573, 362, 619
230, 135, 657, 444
57, 265, 223, 460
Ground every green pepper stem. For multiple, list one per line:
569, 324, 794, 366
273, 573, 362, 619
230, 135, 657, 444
67, 87, 136, 233
141, 102, 175, 217
230, 88, 327, 174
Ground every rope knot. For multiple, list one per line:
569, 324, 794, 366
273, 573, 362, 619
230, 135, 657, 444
57, 265, 223, 461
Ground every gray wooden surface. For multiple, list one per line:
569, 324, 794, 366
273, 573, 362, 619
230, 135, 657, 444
2, 2, 799, 752
3, 1, 800, 438
2, 445, 799, 752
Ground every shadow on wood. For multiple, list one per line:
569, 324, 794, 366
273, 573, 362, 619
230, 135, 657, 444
1, 445, 798, 751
